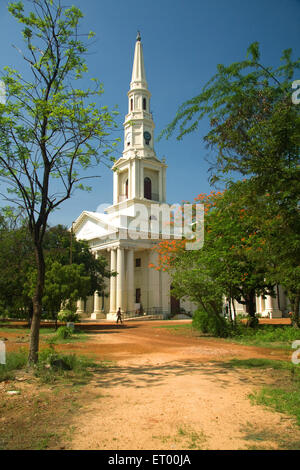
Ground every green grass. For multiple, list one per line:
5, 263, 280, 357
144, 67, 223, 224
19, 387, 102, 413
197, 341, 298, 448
0, 325, 88, 345
153, 324, 194, 335
250, 386, 300, 427
224, 357, 300, 428
0, 347, 107, 384
177, 426, 207, 450
228, 325, 300, 349
0, 349, 28, 381
227, 358, 297, 371
45, 328, 88, 345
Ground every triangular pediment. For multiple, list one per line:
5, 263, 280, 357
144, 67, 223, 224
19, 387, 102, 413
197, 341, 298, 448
73, 211, 118, 241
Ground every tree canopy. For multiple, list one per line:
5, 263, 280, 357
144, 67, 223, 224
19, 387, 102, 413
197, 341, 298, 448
0, 0, 118, 362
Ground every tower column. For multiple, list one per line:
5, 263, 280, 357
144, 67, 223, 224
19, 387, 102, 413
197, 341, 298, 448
76, 299, 85, 317
116, 247, 125, 312
148, 250, 160, 311
110, 248, 117, 313
91, 252, 105, 319
127, 249, 134, 313
265, 295, 282, 319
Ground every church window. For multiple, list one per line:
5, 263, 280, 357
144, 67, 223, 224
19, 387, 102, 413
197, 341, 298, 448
125, 179, 128, 199
136, 288, 141, 303
143, 97, 147, 111
130, 98, 133, 111
144, 177, 152, 200
135, 258, 141, 267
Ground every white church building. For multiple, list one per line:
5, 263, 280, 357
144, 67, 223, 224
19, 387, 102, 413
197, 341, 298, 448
73, 33, 287, 320
73, 32, 196, 320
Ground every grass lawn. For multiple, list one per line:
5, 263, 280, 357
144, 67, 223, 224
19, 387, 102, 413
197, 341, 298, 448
155, 322, 300, 349
0, 348, 111, 450
223, 358, 300, 430
0, 325, 88, 345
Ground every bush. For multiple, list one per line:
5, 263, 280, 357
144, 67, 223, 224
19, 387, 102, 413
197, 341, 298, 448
192, 309, 230, 338
57, 309, 80, 323
0, 349, 28, 382
55, 326, 73, 339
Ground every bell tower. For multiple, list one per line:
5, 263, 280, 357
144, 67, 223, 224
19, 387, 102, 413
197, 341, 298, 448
112, 32, 167, 206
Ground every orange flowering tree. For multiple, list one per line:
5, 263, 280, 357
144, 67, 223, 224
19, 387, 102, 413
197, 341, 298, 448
151, 185, 276, 326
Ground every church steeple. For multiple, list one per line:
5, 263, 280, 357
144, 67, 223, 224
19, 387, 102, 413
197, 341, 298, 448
123, 32, 154, 159
130, 31, 147, 91
111, 33, 167, 206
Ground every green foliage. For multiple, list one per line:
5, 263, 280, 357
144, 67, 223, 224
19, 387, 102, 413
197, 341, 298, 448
226, 356, 300, 427
57, 309, 79, 323
55, 326, 73, 339
160, 43, 300, 325
0, 349, 28, 382
231, 324, 300, 348
0, 222, 110, 321
228, 358, 296, 371
161, 42, 299, 186
0, 0, 118, 362
250, 386, 300, 427
192, 308, 230, 338
36, 348, 98, 384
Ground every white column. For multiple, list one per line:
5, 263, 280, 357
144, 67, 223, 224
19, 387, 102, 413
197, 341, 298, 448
113, 171, 119, 204
265, 294, 282, 319
110, 248, 117, 313
140, 162, 144, 198
158, 169, 163, 202
265, 295, 273, 317
91, 251, 105, 319
76, 299, 85, 317
127, 249, 134, 313
93, 291, 102, 313
116, 247, 125, 312
148, 250, 160, 311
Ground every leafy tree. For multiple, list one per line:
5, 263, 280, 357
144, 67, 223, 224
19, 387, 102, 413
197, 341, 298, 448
0, 1, 118, 363
0, 209, 33, 319
0, 220, 111, 324
26, 261, 89, 326
160, 43, 300, 321
230, 180, 300, 326
153, 189, 275, 328
161, 42, 299, 190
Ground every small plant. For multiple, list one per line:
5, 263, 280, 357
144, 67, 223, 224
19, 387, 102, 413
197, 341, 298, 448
192, 309, 230, 338
0, 349, 28, 382
55, 326, 73, 340
57, 309, 80, 323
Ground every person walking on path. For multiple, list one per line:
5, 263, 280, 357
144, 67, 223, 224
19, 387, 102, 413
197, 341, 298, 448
116, 308, 123, 324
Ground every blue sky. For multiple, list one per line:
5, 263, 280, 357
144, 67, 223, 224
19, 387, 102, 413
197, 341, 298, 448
0, 0, 299, 227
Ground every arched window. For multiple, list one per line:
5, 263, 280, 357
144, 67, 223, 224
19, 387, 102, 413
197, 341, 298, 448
144, 177, 152, 200
143, 97, 147, 111
130, 98, 133, 111
125, 179, 128, 199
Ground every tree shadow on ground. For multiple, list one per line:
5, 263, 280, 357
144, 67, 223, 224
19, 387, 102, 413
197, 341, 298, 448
91, 360, 268, 390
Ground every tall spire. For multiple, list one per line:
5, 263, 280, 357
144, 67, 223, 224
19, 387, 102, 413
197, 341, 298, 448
130, 31, 147, 90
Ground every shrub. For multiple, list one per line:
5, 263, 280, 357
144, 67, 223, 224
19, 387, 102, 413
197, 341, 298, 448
57, 309, 80, 323
55, 326, 73, 340
0, 349, 28, 382
192, 309, 230, 338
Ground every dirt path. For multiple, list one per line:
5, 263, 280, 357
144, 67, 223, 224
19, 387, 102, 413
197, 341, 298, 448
63, 321, 298, 450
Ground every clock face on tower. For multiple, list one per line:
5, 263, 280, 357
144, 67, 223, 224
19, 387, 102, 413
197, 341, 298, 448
144, 131, 151, 145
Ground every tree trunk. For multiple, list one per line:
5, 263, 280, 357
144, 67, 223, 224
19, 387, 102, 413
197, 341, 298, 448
291, 295, 300, 328
27, 303, 33, 328
28, 243, 45, 364
246, 290, 258, 328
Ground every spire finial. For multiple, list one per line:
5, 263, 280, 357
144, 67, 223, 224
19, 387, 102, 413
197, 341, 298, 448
136, 30, 141, 41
